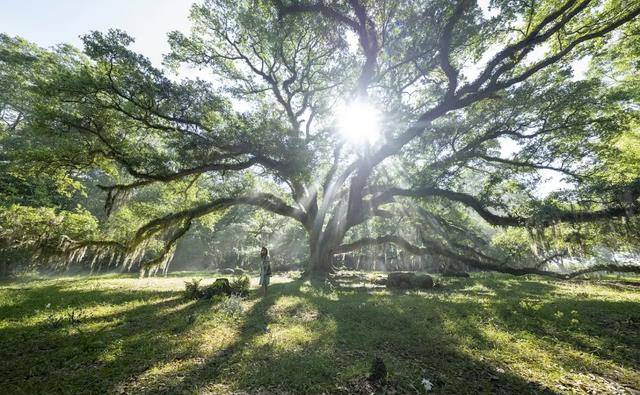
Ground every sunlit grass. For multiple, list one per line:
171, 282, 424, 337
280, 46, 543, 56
1, 272, 638, 393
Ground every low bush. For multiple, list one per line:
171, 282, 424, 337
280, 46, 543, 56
387, 272, 434, 289
184, 278, 203, 299
230, 275, 250, 296
217, 294, 244, 316
184, 278, 240, 300
411, 274, 434, 289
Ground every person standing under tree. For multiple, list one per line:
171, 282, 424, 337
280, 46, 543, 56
259, 246, 271, 296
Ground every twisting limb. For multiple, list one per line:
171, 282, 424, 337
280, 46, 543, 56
334, 234, 428, 255
334, 234, 640, 279
137, 220, 192, 275
369, 186, 640, 227
475, 154, 584, 180
275, 1, 360, 31
457, 0, 590, 97
124, 193, 309, 272
369, 1, 640, 173
275, 0, 379, 93
438, 0, 468, 99
130, 193, 307, 250
460, 3, 640, 101
97, 157, 259, 214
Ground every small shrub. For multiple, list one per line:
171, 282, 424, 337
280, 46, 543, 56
44, 311, 66, 329
230, 275, 250, 296
217, 294, 244, 316
186, 278, 236, 300
368, 356, 387, 383
387, 272, 414, 289
387, 272, 434, 289
43, 308, 86, 330
184, 278, 203, 299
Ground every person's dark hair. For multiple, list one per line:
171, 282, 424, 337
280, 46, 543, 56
260, 246, 269, 258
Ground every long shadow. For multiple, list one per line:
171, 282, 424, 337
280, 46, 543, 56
4, 275, 636, 393
463, 277, 640, 390
0, 282, 209, 394
296, 288, 556, 394
155, 279, 305, 394
0, 282, 178, 322
155, 278, 558, 394
490, 296, 640, 375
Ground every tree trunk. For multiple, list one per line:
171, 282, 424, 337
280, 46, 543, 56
309, 243, 333, 277
308, 229, 339, 277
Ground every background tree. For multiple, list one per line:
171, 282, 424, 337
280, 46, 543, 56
1, 0, 639, 277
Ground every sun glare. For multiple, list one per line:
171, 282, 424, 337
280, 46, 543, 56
336, 100, 381, 145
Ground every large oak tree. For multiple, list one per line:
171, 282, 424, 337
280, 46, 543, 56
2, 0, 640, 277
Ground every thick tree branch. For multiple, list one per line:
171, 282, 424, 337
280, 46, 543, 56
458, 0, 589, 96
371, 187, 639, 227
276, 0, 378, 93
97, 157, 260, 214
131, 193, 308, 250
276, 1, 360, 31
438, 0, 467, 99
334, 234, 427, 255
334, 234, 640, 279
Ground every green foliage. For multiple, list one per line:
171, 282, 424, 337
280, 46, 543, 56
184, 277, 243, 300
230, 275, 250, 295
216, 293, 245, 317
0, 204, 99, 266
491, 228, 536, 262
183, 278, 203, 299
1, 0, 640, 275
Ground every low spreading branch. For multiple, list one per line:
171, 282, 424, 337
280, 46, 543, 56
372, 187, 639, 227
334, 234, 640, 279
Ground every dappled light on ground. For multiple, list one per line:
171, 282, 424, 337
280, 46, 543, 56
1, 272, 639, 394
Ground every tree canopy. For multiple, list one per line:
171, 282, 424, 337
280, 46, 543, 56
1, 0, 640, 277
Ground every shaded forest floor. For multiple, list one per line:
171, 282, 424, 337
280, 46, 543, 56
1, 271, 639, 394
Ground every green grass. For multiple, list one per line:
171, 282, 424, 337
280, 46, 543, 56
1, 271, 639, 394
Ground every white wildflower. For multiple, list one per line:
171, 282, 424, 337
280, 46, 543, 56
422, 378, 433, 392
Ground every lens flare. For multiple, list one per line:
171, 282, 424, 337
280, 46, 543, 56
336, 100, 381, 145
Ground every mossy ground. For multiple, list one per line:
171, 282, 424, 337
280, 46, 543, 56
1, 271, 639, 394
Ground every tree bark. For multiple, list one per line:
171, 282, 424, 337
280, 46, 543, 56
308, 231, 336, 277
309, 250, 333, 275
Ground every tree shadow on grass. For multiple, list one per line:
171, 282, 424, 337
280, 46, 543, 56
465, 277, 640, 391
4, 275, 636, 394
150, 279, 306, 394
144, 276, 635, 393
150, 278, 558, 394
0, 281, 212, 394
300, 288, 558, 394
490, 296, 640, 386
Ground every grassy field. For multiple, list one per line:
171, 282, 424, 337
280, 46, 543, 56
1, 271, 639, 394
